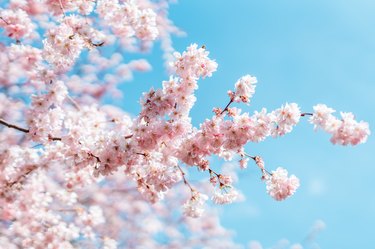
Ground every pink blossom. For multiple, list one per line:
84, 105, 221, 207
0, 9, 35, 40
309, 104, 336, 131
0, 3, 370, 248
171, 43, 218, 79
212, 186, 239, 205
239, 158, 249, 169
96, 0, 159, 41
310, 104, 370, 145
254, 156, 265, 170
219, 174, 233, 185
183, 192, 208, 218
234, 74, 257, 103
271, 103, 301, 137
330, 112, 370, 146
249, 108, 273, 142
266, 167, 300, 201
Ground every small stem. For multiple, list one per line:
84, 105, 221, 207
58, 0, 66, 18
0, 16, 9, 25
0, 118, 29, 133
0, 118, 62, 141
177, 165, 194, 192
243, 153, 272, 176
220, 98, 234, 115
243, 152, 255, 160
136, 152, 147, 157
263, 168, 272, 176
208, 168, 220, 177
301, 112, 313, 117
88, 152, 101, 162
66, 95, 81, 111
91, 41, 105, 47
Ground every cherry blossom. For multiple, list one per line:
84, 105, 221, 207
0, 9, 35, 40
212, 186, 239, 205
234, 74, 257, 103
182, 191, 208, 218
266, 167, 300, 201
309, 104, 370, 146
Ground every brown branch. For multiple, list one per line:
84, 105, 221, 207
0, 118, 29, 133
0, 118, 62, 141
49, 135, 62, 141
208, 168, 220, 177
91, 41, 105, 47
0, 16, 9, 25
301, 112, 313, 117
88, 152, 101, 163
220, 98, 234, 115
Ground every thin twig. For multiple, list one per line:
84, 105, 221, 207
88, 152, 101, 162
220, 98, 234, 115
177, 165, 194, 192
0, 118, 29, 133
0, 16, 9, 25
66, 95, 81, 111
0, 118, 62, 141
244, 153, 272, 176
208, 168, 220, 177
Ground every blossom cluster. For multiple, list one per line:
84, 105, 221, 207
266, 167, 300, 201
0, 9, 36, 40
97, 0, 159, 41
310, 104, 370, 145
43, 15, 105, 72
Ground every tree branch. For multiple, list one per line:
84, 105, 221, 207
0, 118, 62, 141
0, 118, 29, 133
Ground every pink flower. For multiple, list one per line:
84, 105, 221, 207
266, 167, 300, 201
254, 156, 265, 170
309, 104, 336, 131
0, 9, 35, 40
239, 158, 249, 169
219, 174, 233, 185
183, 192, 208, 218
310, 104, 370, 146
212, 186, 239, 205
96, 0, 159, 41
171, 43, 218, 79
271, 103, 301, 137
249, 108, 273, 142
234, 74, 257, 103
330, 112, 370, 146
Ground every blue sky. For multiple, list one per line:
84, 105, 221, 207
118, 0, 375, 248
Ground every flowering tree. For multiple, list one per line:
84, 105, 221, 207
0, 0, 370, 248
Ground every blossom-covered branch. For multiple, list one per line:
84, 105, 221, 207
0, 0, 370, 248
